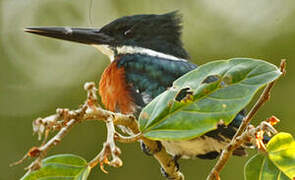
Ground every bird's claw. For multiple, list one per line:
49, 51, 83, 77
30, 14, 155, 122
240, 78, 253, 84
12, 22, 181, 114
140, 140, 162, 156
160, 155, 181, 179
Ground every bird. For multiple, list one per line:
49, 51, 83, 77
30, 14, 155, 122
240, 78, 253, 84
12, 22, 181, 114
24, 11, 248, 177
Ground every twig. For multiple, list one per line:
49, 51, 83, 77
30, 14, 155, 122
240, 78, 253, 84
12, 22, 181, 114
88, 116, 123, 173
114, 132, 143, 143
10, 107, 86, 168
206, 60, 286, 180
26, 119, 79, 172
11, 83, 94, 171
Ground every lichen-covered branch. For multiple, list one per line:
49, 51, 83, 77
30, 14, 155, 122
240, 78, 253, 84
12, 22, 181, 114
206, 60, 286, 180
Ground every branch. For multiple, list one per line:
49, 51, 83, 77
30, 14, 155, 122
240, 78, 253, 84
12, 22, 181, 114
13, 82, 183, 180
206, 59, 286, 180
10, 97, 89, 171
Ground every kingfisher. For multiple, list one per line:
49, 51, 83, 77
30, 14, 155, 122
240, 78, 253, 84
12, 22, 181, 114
25, 11, 248, 176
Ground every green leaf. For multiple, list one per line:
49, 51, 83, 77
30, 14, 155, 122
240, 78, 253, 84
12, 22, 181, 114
21, 154, 91, 180
267, 133, 295, 179
244, 154, 290, 180
245, 133, 295, 180
139, 58, 281, 140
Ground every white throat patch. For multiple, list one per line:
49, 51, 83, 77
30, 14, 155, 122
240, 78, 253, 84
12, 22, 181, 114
92, 45, 186, 62
92, 44, 115, 62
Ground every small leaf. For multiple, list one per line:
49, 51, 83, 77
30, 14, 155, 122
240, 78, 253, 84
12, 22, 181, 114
139, 58, 281, 140
244, 154, 290, 180
21, 154, 91, 180
267, 133, 295, 179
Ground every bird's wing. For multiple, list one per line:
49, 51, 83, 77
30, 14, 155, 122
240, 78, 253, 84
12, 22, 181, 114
117, 54, 197, 109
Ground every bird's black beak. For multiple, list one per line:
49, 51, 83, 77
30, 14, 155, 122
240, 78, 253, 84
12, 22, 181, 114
24, 27, 113, 45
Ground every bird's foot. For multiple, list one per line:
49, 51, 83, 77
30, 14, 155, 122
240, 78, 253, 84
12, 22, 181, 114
160, 155, 181, 179
140, 140, 162, 156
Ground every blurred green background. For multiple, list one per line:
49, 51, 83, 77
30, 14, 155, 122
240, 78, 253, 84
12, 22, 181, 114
1, 0, 295, 179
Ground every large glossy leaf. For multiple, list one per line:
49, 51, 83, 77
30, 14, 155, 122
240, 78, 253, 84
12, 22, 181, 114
244, 154, 290, 180
139, 58, 281, 140
267, 133, 295, 179
21, 154, 91, 180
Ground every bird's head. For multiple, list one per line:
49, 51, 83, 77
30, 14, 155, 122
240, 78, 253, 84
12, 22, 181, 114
25, 11, 189, 61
